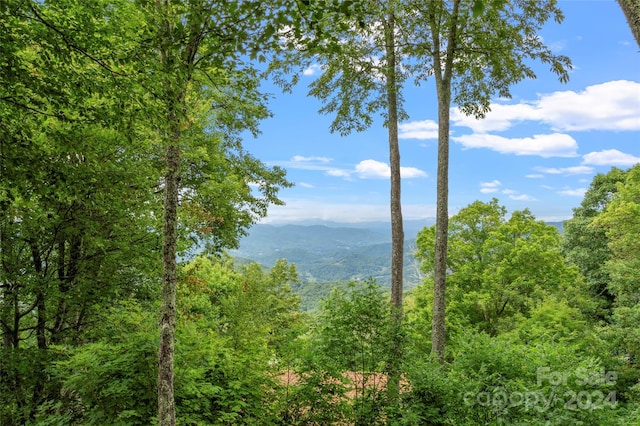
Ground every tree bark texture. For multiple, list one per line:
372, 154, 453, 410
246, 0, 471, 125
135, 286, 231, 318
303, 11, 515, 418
617, 0, 640, 48
384, 11, 404, 405
385, 13, 404, 312
158, 143, 179, 426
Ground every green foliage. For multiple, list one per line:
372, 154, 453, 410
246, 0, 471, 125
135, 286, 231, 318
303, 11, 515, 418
414, 199, 585, 337
313, 280, 392, 373
402, 332, 628, 425
41, 303, 158, 425
563, 167, 629, 320
591, 164, 640, 399
1, 1, 293, 422
408, 0, 571, 118
279, 279, 398, 425
34, 258, 302, 425
1, 2, 161, 422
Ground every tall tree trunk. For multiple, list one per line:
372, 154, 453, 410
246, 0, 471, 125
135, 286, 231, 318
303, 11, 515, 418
617, 0, 640, 48
385, 13, 404, 315
431, 78, 450, 363
384, 10, 404, 409
156, 3, 185, 422
430, 0, 460, 364
158, 141, 179, 426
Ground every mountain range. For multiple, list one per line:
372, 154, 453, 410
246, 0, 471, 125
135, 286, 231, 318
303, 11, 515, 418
229, 220, 435, 289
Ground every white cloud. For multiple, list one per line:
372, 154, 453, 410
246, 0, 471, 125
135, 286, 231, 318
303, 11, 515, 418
326, 169, 352, 178
534, 166, 594, 175
298, 182, 315, 188
302, 63, 323, 76
400, 166, 428, 179
557, 188, 587, 197
492, 186, 537, 201
355, 159, 390, 179
451, 102, 537, 133
508, 193, 537, 201
353, 159, 427, 179
398, 120, 439, 140
582, 149, 640, 166
452, 80, 640, 133
480, 180, 501, 193
325, 160, 426, 180
292, 155, 332, 163
274, 156, 335, 171
526, 174, 544, 178
454, 133, 579, 157
537, 81, 640, 131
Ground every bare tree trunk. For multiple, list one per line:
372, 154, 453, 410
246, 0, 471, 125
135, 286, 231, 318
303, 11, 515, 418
617, 0, 640, 49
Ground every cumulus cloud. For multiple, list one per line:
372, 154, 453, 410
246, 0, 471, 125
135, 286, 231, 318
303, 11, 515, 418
536, 81, 640, 131
354, 159, 391, 178
533, 166, 594, 175
326, 159, 427, 180
451, 103, 538, 133
398, 120, 439, 139
582, 149, 640, 166
452, 80, 640, 133
303, 63, 323, 76
480, 180, 501, 193
526, 174, 544, 178
454, 133, 579, 157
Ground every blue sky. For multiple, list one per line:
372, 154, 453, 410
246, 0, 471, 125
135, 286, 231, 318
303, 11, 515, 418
244, 0, 640, 226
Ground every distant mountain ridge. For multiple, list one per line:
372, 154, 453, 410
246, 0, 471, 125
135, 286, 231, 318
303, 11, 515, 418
229, 221, 433, 288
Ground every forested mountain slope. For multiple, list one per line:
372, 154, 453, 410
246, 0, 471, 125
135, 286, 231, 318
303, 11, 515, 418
228, 222, 430, 288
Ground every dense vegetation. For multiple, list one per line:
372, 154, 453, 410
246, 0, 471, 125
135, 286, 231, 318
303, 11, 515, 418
1, 0, 639, 425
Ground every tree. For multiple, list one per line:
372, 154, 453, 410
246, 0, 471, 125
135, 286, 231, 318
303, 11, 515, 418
407, 0, 571, 361
305, 279, 394, 424
415, 199, 582, 337
273, 2, 412, 404
0, 1, 161, 421
562, 167, 629, 320
617, 0, 640, 48
136, 3, 292, 423
47, 257, 302, 424
1, 1, 292, 422
592, 164, 640, 387
276, 0, 408, 309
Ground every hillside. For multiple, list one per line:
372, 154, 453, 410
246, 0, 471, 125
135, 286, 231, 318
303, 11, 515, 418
228, 222, 431, 288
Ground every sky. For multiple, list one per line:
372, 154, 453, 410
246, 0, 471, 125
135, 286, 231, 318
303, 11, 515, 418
243, 0, 640, 226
